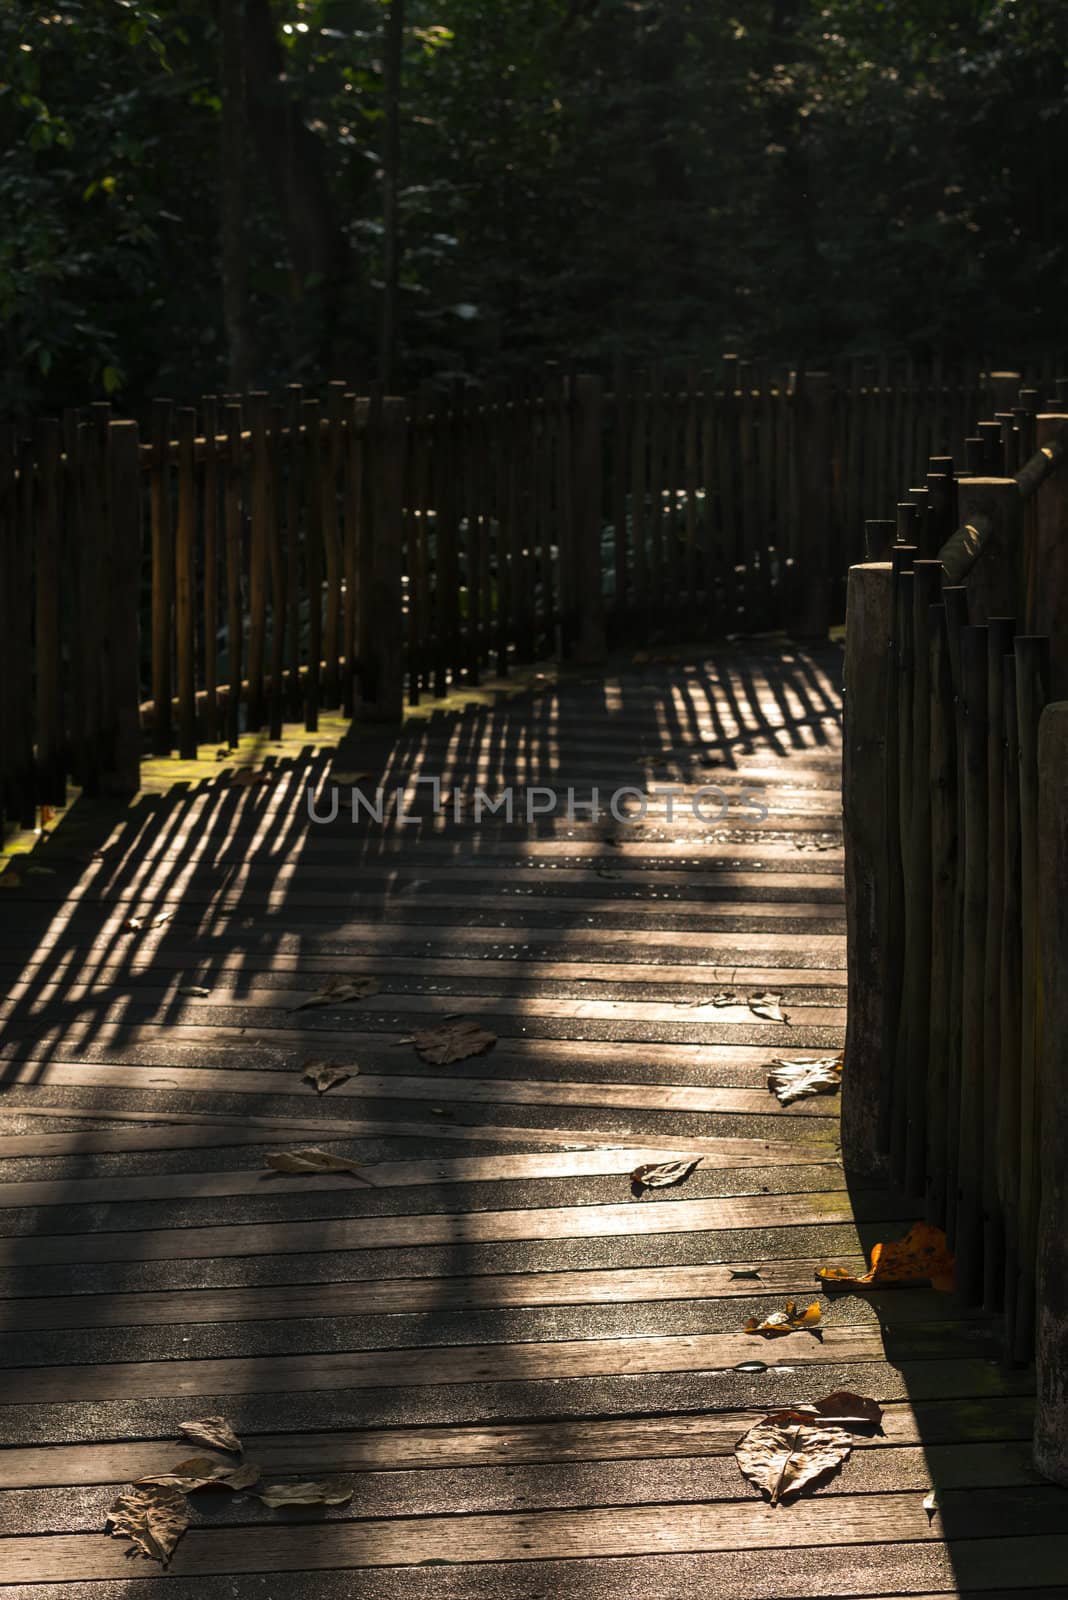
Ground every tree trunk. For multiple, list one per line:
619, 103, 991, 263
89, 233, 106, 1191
242, 0, 351, 369
379, 0, 405, 389
219, 0, 252, 390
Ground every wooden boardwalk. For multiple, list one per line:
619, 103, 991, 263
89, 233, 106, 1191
0, 644, 1057, 1596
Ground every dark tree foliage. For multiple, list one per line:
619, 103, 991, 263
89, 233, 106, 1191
2, 0, 1066, 413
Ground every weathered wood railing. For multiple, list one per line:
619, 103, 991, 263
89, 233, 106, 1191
841, 378, 1068, 1483
3, 357, 1063, 834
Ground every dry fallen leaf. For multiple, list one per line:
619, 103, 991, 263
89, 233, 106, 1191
412, 1018, 497, 1065
290, 975, 380, 1012
301, 1061, 354, 1094
124, 911, 173, 933
256, 1481, 353, 1509
767, 1055, 843, 1106
631, 1157, 702, 1191
712, 992, 738, 1007
761, 1392, 883, 1433
923, 1487, 940, 1522
735, 1417, 853, 1505
264, 1148, 370, 1181
178, 1416, 243, 1455
106, 1483, 190, 1566
744, 1300, 822, 1338
179, 985, 211, 999
138, 1456, 261, 1493
817, 1221, 955, 1293
749, 992, 789, 1023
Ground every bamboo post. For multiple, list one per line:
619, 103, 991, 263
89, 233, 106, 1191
1030, 414, 1068, 687
1013, 634, 1050, 1361
302, 397, 324, 731
572, 374, 607, 664
793, 370, 833, 639
174, 408, 198, 760
223, 404, 244, 748
33, 420, 64, 803
202, 397, 219, 744
955, 623, 990, 1304
926, 603, 956, 1223
902, 559, 943, 1195
102, 420, 143, 794
245, 393, 270, 729
356, 397, 406, 721
149, 399, 173, 755
1000, 650, 1023, 1344
1034, 700, 1068, 1485
982, 615, 1016, 1308
841, 557, 893, 1176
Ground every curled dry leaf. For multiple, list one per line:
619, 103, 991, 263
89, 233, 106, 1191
413, 1017, 497, 1065
817, 1221, 955, 1293
290, 975, 380, 1012
138, 1456, 261, 1493
178, 1415, 243, 1455
301, 1061, 354, 1094
257, 1481, 354, 1509
106, 1483, 190, 1566
749, 992, 789, 1023
179, 985, 211, 999
763, 1390, 883, 1430
631, 1157, 702, 1191
744, 1300, 822, 1338
735, 1417, 853, 1505
712, 992, 738, 1007
264, 1149, 370, 1182
767, 1055, 843, 1106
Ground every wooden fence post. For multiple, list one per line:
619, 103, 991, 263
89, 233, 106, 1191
101, 420, 143, 795
149, 399, 173, 755
952, 478, 1024, 620
792, 370, 833, 639
841, 557, 893, 1176
1035, 700, 1068, 1484
33, 419, 64, 803
356, 396, 406, 722
956, 622, 990, 1304
571, 374, 607, 664
175, 408, 197, 760
1031, 414, 1068, 689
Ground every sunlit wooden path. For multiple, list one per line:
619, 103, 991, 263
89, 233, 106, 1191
0, 644, 1057, 1595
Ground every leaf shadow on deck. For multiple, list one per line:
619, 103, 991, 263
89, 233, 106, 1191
3, 646, 1056, 1592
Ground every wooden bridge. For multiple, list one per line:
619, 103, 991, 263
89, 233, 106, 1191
3, 361, 1068, 1588
1, 642, 1061, 1594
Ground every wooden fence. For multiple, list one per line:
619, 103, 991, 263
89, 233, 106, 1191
3, 356, 1066, 833
841, 377, 1068, 1395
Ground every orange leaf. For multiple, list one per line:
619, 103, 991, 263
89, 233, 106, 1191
816, 1222, 955, 1293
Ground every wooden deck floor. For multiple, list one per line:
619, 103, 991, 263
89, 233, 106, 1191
0, 644, 1059, 1596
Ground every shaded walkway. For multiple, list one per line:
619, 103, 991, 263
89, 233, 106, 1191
0, 644, 1058, 1595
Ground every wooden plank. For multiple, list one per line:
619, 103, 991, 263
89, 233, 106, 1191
0, 1323, 950, 1404
4, 1494, 1066, 1582
0, 1191, 888, 1269
0, 1397, 1033, 1489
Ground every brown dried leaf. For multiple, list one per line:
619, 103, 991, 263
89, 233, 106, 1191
264, 1148, 369, 1181
749, 992, 789, 1023
767, 1055, 843, 1106
256, 1481, 354, 1509
137, 1456, 261, 1493
712, 992, 738, 1007
744, 1300, 823, 1338
301, 1061, 354, 1094
177, 1415, 243, 1455
412, 1018, 497, 1065
290, 975, 380, 1013
631, 1157, 703, 1191
105, 1483, 190, 1566
735, 1417, 852, 1504
765, 1390, 883, 1430
179, 985, 211, 999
